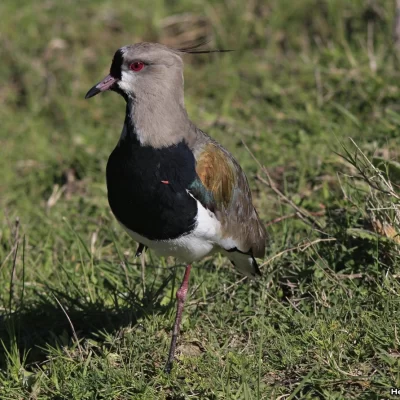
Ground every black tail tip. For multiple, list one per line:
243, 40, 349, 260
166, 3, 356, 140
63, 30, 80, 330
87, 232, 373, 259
252, 257, 262, 277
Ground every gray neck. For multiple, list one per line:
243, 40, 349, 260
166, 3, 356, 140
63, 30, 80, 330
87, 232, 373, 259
120, 91, 196, 148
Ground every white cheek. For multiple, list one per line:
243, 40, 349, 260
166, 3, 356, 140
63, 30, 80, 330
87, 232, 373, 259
118, 71, 137, 92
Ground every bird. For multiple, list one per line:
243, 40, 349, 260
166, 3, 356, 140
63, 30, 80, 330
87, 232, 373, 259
85, 42, 267, 373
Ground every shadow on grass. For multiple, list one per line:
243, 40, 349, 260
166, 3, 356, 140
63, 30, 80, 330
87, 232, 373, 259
0, 270, 174, 369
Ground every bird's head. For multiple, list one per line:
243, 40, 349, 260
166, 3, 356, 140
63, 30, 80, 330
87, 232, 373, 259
85, 43, 185, 103
85, 42, 231, 147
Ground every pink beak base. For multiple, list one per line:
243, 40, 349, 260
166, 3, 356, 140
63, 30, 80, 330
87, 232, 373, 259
85, 74, 118, 99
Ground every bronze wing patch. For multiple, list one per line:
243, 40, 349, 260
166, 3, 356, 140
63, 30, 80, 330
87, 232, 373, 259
195, 143, 236, 209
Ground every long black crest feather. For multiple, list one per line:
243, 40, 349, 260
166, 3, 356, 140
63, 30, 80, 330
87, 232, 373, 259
176, 41, 233, 54
180, 49, 234, 54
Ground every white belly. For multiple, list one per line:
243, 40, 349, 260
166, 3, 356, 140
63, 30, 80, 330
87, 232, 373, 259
120, 200, 221, 263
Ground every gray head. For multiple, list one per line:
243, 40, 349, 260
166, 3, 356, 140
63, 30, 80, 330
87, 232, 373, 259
85, 42, 230, 147
85, 43, 185, 105
86, 43, 193, 147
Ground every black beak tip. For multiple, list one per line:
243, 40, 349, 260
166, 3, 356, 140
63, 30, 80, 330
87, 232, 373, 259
85, 86, 100, 99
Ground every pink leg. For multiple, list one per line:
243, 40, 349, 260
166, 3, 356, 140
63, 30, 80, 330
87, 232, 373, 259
164, 264, 192, 373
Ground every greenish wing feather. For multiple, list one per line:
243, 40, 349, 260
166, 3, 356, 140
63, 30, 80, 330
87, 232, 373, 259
188, 177, 216, 211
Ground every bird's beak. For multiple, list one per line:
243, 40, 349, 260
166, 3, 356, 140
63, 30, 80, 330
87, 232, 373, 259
85, 74, 118, 99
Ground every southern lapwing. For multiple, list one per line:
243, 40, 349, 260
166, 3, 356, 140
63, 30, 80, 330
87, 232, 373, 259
85, 42, 267, 373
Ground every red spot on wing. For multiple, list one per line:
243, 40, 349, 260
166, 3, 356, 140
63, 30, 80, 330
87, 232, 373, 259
161, 180, 169, 184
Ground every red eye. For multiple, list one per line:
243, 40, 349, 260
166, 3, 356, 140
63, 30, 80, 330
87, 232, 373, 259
129, 61, 145, 72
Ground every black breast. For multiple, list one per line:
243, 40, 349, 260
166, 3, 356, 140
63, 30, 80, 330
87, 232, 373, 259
106, 137, 198, 240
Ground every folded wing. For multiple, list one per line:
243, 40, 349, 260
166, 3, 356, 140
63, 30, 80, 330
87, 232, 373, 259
189, 141, 267, 277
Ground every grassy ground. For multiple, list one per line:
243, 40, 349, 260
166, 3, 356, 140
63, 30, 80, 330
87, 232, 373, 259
1, 0, 400, 398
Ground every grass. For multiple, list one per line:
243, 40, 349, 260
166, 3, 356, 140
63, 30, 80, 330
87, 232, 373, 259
1, 0, 400, 398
